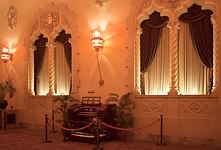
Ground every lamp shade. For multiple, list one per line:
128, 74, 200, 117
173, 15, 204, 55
1, 47, 12, 62
91, 27, 104, 51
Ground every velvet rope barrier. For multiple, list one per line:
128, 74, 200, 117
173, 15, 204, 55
47, 117, 97, 132
101, 118, 160, 132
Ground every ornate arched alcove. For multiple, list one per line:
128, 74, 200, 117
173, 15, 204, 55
132, 0, 218, 95
25, 2, 80, 96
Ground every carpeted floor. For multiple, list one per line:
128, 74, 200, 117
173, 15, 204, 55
0, 128, 220, 150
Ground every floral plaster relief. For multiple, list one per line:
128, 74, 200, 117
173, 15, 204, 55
7, 6, 17, 29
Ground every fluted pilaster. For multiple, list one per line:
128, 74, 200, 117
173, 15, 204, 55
211, 15, 219, 94
134, 26, 142, 95
168, 22, 179, 95
47, 41, 55, 95
28, 46, 35, 95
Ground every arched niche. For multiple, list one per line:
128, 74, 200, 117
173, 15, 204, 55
128, 0, 219, 95
24, 2, 80, 96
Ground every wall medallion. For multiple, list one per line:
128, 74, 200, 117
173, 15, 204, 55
7, 6, 17, 29
94, 0, 110, 7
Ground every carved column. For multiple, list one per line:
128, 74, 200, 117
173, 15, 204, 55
134, 26, 142, 95
211, 15, 219, 94
168, 22, 179, 95
47, 40, 55, 95
28, 46, 35, 95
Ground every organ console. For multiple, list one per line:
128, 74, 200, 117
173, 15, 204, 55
67, 96, 116, 143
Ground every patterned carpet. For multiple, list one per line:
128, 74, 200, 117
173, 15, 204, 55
0, 129, 220, 150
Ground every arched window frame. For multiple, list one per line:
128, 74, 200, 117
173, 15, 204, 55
132, 0, 219, 96
26, 6, 80, 96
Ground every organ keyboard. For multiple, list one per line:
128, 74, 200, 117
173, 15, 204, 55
67, 96, 116, 143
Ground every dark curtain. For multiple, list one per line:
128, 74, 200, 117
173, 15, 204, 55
64, 42, 72, 71
34, 34, 48, 94
55, 30, 72, 72
140, 11, 168, 95
179, 4, 213, 94
140, 11, 169, 73
64, 41, 72, 94
55, 30, 72, 94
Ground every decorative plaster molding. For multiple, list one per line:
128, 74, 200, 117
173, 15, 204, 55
136, 100, 167, 114
165, 0, 181, 11
7, 6, 17, 29
179, 100, 209, 116
40, 12, 59, 34
94, 0, 110, 7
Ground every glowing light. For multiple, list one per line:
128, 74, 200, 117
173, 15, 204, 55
92, 27, 104, 51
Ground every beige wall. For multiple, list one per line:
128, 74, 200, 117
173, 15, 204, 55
0, 0, 220, 147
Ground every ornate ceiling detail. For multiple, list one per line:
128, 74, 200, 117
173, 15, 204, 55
7, 6, 17, 29
165, 0, 181, 11
40, 12, 59, 34
155, 0, 181, 11
94, 0, 110, 7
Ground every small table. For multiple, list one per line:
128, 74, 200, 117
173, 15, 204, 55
0, 109, 16, 130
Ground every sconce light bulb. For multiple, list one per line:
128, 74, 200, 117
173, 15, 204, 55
92, 27, 104, 51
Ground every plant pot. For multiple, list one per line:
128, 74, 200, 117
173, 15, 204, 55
0, 100, 8, 109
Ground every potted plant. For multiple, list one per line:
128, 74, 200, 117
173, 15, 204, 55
115, 92, 135, 140
53, 95, 80, 141
0, 80, 16, 109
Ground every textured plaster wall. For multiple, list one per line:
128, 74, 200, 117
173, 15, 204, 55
0, 0, 220, 147
0, 0, 133, 107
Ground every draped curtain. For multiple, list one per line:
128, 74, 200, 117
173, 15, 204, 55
140, 11, 169, 95
55, 42, 71, 95
179, 4, 213, 94
178, 22, 209, 94
34, 34, 48, 95
64, 42, 72, 71
144, 27, 170, 95
37, 49, 49, 95
55, 30, 72, 94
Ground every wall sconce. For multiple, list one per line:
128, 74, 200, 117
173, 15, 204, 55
1, 47, 13, 63
91, 27, 104, 52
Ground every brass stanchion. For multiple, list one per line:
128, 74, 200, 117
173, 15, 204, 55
157, 114, 166, 146
50, 110, 57, 133
93, 117, 103, 150
42, 114, 52, 143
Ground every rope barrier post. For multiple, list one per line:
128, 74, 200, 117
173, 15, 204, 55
50, 110, 57, 133
93, 117, 103, 150
160, 114, 163, 145
157, 114, 166, 146
42, 114, 52, 143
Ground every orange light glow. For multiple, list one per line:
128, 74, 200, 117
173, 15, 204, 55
1, 42, 15, 63
92, 27, 104, 51
1, 47, 12, 62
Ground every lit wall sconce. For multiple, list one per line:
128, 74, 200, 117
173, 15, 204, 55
91, 27, 104, 52
1, 47, 13, 63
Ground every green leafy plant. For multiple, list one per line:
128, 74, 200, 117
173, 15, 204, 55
115, 92, 135, 128
0, 80, 16, 100
53, 95, 80, 141
54, 95, 80, 127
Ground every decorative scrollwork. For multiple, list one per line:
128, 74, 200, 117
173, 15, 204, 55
40, 12, 59, 34
165, 0, 180, 11
7, 6, 17, 29
136, 100, 167, 114
179, 100, 209, 116
94, 0, 110, 7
